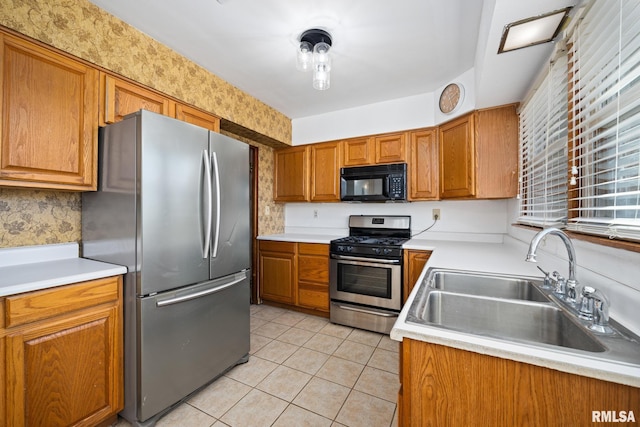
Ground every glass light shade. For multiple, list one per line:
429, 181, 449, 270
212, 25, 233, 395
296, 41, 312, 71
313, 64, 330, 90
498, 8, 570, 53
313, 42, 331, 70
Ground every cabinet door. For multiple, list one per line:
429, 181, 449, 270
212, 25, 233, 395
375, 132, 407, 164
0, 33, 98, 190
298, 243, 329, 312
310, 142, 342, 202
4, 277, 123, 427
175, 103, 220, 132
403, 250, 431, 303
439, 113, 475, 198
274, 146, 308, 202
408, 129, 439, 200
100, 73, 175, 125
343, 137, 373, 166
259, 241, 296, 304
475, 105, 518, 199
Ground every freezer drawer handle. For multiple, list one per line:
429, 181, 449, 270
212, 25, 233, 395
333, 303, 398, 318
156, 276, 245, 307
202, 149, 213, 259
211, 151, 221, 258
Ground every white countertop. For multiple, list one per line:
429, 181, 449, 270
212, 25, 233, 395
390, 237, 640, 388
257, 233, 342, 244
0, 243, 127, 297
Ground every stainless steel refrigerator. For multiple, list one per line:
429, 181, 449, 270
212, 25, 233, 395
82, 110, 251, 426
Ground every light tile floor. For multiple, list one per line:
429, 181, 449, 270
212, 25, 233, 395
115, 304, 399, 427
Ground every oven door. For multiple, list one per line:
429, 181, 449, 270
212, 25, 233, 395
330, 254, 402, 311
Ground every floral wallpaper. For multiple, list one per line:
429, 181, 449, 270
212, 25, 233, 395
0, 0, 288, 248
0, 189, 81, 247
0, 0, 291, 145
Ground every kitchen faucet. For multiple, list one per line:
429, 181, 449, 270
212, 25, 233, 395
525, 228, 614, 334
525, 228, 579, 301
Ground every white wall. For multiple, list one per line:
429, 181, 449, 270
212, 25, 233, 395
292, 68, 476, 145
506, 199, 640, 336
284, 199, 509, 243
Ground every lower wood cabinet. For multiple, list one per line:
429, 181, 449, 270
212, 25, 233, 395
297, 243, 330, 312
0, 276, 123, 427
258, 240, 297, 304
403, 249, 432, 303
399, 339, 640, 427
258, 240, 330, 314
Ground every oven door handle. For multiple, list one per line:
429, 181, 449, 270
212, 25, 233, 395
331, 254, 401, 264
333, 303, 398, 318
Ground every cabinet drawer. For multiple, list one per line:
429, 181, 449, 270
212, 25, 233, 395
298, 283, 329, 311
5, 277, 120, 328
259, 240, 296, 253
298, 255, 329, 283
298, 243, 329, 256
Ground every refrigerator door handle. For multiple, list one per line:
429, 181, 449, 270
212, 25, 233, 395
156, 275, 246, 307
202, 149, 213, 259
211, 151, 221, 258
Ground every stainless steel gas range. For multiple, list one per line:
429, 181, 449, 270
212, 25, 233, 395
329, 215, 411, 334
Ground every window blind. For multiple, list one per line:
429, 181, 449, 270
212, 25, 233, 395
567, 0, 640, 241
518, 54, 568, 227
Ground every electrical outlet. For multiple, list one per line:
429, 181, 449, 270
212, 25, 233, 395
313, 209, 318, 218
432, 208, 441, 220
265, 205, 270, 216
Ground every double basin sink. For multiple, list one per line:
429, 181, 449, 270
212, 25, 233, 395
406, 268, 640, 366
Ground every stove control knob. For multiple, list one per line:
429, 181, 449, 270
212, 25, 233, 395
373, 247, 382, 255
347, 246, 354, 252
383, 248, 393, 255
337, 245, 345, 252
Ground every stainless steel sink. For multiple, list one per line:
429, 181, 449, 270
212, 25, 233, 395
430, 270, 549, 302
405, 268, 640, 366
413, 291, 605, 352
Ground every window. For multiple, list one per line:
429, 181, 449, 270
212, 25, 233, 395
567, 0, 640, 242
518, 54, 568, 227
519, 0, 640, 244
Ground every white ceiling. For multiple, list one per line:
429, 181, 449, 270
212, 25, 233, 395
88, 0, 577, 120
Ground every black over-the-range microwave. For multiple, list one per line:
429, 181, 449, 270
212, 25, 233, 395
340, 163, 407, 202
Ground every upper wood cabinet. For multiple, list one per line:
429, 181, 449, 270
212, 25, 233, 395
439, 113, 476, 198
0, 32, 98, 191
408, 129, 439, 200
1, 276, 123, 427
375, 132, 408, 164
475, 104, 519, 198
439, 104, 518, 199
274, 146, 309, 202
175, 103, 220, 132
343, 137, 374, 166
99, 73, 175, 125
310, 141, 342, 202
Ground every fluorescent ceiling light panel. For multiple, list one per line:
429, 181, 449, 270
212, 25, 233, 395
498, 8, 571, 54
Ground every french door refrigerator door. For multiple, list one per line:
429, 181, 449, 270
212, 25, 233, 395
208, 132, 251, 280
139, 111, 211, 296
138, 270, 250, 422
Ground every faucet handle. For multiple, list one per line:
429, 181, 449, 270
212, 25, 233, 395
553, 272, 567, 297
536, 266, 554, 289
579, 286, 613, 334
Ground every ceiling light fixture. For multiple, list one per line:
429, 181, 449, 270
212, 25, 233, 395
498, 7, 571, 54
297, 28, 332, 90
